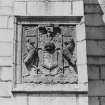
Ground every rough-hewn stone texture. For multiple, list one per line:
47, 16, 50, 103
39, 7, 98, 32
85, 14, 105, 26
84, 4, 103, 14
87, 40, 105, 56
84, 0, 105, 104
0, 0, 93, 105
89, 97, 99, 105
86, 26, 105, 39
89, 80, 105, 96
100, 65, 105, 79
88, 65, 99, 80
100, 97, 105, 105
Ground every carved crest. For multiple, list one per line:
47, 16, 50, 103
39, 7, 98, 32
22, 24, 78, 84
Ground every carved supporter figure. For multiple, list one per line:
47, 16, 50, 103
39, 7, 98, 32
62, 38, 77, 73
23, 39, 39, 75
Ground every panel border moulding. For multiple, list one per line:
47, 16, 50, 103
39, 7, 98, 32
12, 16, 88, 93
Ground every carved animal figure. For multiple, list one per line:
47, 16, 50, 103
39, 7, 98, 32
23, 39, 39, 71
62, 38, 77, 73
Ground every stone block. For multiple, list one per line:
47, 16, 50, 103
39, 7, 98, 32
99, 4, 105, 14
0, 98, 13, 105
78, 94, 88, 105
84, 0, 105, 4
29, 94, 76, 105
88, 65, 99, 80
76, 22, 86, 41
0, 0, 14, 7
100, 65, 105, 79
87, 40, 105, 56
100, 97, 105, 105
85, 14, 104, 26
0, 29, 14, 42
0, 57, 12, 66
88, 56, 105, 65
0, 82, 12, 97
7, 16, 14, 29
0, 43, 13, 56
16, 0, 72, 1
89, 97, 99, 105
77, 41, 87, 65
14, 2, 26, 16
0, 16, 8, 28
84, 4, 103, 14
0, 67, 13, 81
27, 1, 72, 16
72, 0, 84, 16
77, 64, 88, 83
0, 6, 13, 15
14, 94, 27, 105
89, 80, 105, 96
86, 26, 105, 39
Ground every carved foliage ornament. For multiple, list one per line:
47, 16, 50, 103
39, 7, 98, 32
22, 24, 78, 84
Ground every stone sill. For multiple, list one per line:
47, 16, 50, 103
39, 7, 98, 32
12, 83, 88, 94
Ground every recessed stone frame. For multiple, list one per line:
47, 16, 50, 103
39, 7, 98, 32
12, 16, 88, 93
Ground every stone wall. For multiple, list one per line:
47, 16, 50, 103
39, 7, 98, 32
1, 0, 105, 105
84, 0, 105, 105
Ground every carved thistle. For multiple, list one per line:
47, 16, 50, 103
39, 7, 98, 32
22, 24, 78, 84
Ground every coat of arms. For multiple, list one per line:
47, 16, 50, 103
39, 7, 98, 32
22, 24, 78, 84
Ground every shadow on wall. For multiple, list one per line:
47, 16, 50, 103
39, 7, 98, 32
87, 0, 105, 105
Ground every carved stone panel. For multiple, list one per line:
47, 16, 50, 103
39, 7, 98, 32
22, 24, 78, 84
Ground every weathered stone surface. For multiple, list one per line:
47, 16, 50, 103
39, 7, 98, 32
99, 4, 105, 14
27, 2, 72, 16
84, 4, 103, 14
78, 94, 88, 105
14, 2, 26, 16
100, 97, 105, 105
87, 40, 105, 56
7, 16, 14, 29
85, 14, 104, 26
0, 67, 13, 81
77, 41, 87, 65
0, 98, 13, 105
86, 26, 105, 39
0, 82, 12, 97
88, 65, 99, 80
76, 22, 86, 41
88, 57, 105, 65
100, 65, 105, 79
0, 6, 13, 15
0, 29, 13, 42
29, 94, 76, 105
72, 0, 84, 16
84, 0, 105, 4
14, 94, 27, 105
0, 43, 13, 56
89, 80, 105, 96
0, 57, 12, 66
0, 0, 14, 7
77, 64, 88, 83
89, 97, 99, 105
0, 16, 8, 28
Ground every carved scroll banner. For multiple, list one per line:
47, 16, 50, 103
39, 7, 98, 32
22, 24, 78, 84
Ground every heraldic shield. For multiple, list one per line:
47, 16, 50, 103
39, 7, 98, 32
22, 24, 78, 84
